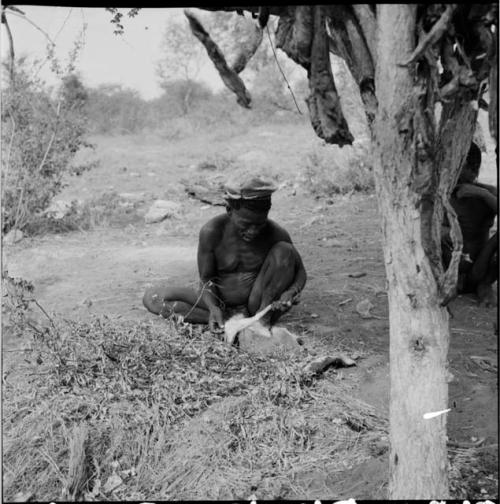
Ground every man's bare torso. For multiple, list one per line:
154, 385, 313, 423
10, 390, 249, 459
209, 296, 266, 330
199, 214, 291, 306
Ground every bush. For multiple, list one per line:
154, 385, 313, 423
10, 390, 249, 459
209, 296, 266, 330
1, 62, 94, 234
300, 141, 375, 197
85, 84, 149, 134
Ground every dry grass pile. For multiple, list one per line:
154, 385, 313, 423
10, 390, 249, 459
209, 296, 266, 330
158, 384, 388, 500
448, 446, 498, 499
3, 310, 389, 501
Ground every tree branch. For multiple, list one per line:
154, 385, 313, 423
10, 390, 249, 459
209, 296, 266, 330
2, 112, 16, 206
399, 4, 457, 66
439, 197, 462, 306
38, 99, 62, 174
325, 12, 377, 126
1, 9, 15, 85
274, 6, 314, 70
488, 28, 498, 142
7, 9, 56, 47
184, 9, 251, 108
351, 4, 377, 65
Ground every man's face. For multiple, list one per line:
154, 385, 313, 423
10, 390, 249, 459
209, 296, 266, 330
230, 207, 268, 242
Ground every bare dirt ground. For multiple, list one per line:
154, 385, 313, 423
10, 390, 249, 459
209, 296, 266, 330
3, 116, 498, 498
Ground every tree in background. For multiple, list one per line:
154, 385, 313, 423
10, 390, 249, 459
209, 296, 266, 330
85, 84, 148, 134
156, 14, 211, 114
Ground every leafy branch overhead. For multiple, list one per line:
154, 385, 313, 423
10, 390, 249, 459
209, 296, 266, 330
105, 8, 141, 36
187, 5, 497, 146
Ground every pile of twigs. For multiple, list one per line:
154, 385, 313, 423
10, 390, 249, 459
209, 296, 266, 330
3, 310, 390, 500
24, 315, 315, 424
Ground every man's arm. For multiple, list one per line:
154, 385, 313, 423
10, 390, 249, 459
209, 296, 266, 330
475, 181, 498, 196
287, 250, 307, 298
269, 221, 307, 304
455, 183, 498, 214
197, 222, 224, 330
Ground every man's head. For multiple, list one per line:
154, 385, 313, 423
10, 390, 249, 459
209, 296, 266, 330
224, 175, 277, 242
226, 197, 271, 242
459, 142, 482, 184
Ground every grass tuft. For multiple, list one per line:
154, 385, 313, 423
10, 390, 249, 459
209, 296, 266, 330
300, 142, 375, 198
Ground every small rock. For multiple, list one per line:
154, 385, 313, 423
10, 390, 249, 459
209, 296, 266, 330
119, 467, 136, 478
81, 298, 93, 308
196, 161, 217, 171
119, 192, 145, 202
356, 299, 374, 318
144, 200, 181, 224
4, 229, 24, 244
103, 473, 123, 494
238, 323, 301, 355
348, 271, 367, 278
310, 313, 319, 318
45, 199, 74, 219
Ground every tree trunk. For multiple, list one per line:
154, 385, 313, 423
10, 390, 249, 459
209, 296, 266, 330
374, 5, 450, 498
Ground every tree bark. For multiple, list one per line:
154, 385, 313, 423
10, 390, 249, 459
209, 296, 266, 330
488, 26, 498, 144
374, 5, 450, 498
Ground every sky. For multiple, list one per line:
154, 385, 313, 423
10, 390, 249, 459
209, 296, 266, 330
1, 6, 225, 99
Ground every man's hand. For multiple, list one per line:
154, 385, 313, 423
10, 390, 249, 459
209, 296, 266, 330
272, 289, 300, 311
456, 183, 487, 199
209, 307, 224, 333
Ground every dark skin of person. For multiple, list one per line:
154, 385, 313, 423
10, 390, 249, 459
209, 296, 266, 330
143, 203, 307, 332
442, 157, 498, 306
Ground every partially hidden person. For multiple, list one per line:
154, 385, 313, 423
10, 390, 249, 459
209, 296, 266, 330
442, 142, 498, 306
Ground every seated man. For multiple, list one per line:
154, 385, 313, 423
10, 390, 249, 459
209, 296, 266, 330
442, 142, 498, 306
143, 176, 307, 332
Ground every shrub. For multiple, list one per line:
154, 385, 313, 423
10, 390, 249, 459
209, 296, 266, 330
300, 141, 375, 197
85, 84, 149, 134
1, 62, 95, 234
